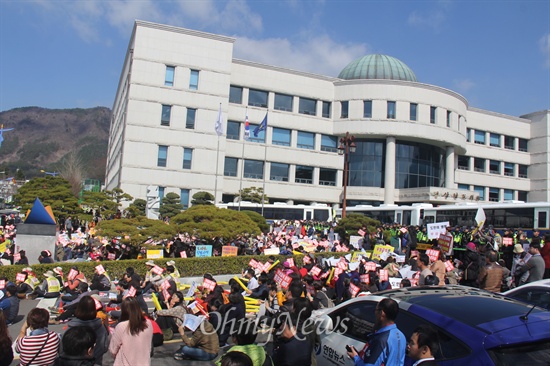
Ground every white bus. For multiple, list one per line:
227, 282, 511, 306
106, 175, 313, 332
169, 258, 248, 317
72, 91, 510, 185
217, 202, 334, 222
339, 201, 550, 230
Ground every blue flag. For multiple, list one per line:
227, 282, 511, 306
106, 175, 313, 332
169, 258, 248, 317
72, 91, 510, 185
253, 113, 268, 137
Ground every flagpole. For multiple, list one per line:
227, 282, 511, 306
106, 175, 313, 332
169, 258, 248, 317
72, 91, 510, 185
261, 112, 268, 216
238, 107, 248, 211
214, 136, 220, 204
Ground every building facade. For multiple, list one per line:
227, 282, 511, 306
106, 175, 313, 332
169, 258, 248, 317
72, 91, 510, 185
105, 21, 550, 209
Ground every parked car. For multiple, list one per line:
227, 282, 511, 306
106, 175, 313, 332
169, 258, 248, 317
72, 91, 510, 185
313, 285, 550, 366
502, 279, 550, 310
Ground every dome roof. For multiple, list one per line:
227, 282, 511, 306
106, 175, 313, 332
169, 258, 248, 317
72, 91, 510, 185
338, 54, 417, 82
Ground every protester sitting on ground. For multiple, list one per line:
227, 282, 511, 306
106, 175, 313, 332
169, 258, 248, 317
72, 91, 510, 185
220, 351, 254, 366
216, 320, 273, 366
28, 270, 61, 299
167, 260, 181, 279
15, 308, 61, 366
144, 313, 164, 348
57, 325, 97, 366
65, 295, 109, 365
4, 285, 19, 325
65, 266, 87, 297
14, 250, 29, 265
141, 260, 163, 294
174, 315, 219, 361
246, 273, 269, 300
109, 297, 153, 366
90, 266, 111, 291
38, 250, 55, 264
50, 283, 98, 323
0, 311, 14, 366
406, 325, 440, 365
0, 291, 10, 317
15, 270, 37, 298
155, 291, 187, 341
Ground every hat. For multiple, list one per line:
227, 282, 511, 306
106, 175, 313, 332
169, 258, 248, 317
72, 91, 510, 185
466, 242, 477, 251
53, 267, 63, 275
145, 260, 155, 266
166, 260, 175, 266
22, 267, 32, 273
513, 244, 524, 254
44, 270, 55, 277
283, 261, 291, 268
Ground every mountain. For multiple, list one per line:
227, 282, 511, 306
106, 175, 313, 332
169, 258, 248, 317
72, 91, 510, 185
0, 107, 111, 181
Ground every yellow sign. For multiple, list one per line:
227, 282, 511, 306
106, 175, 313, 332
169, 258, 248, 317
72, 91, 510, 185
146, 249, 164, 259
222, 246, 238, 257
371, 245, 395, 261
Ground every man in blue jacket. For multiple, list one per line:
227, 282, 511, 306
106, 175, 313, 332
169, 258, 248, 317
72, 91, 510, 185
347, 297, 406, 366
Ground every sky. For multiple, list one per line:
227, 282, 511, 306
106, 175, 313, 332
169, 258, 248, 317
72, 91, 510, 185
0, 0, 549, 117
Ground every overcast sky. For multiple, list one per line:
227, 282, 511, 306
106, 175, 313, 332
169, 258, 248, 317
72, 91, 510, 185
1, 0, 549, 117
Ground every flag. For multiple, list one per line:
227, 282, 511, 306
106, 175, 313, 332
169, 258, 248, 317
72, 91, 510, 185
244, 114, 250, 141
253, 113, 268, 137
475, 207, 486, 227
215, 103, 224, 136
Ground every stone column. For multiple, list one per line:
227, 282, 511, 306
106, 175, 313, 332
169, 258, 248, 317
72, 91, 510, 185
445, 146, 455, 189
384, 137, 396, 204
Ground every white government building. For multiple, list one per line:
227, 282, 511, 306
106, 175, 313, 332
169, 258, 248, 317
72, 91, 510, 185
105, 20, 550, 211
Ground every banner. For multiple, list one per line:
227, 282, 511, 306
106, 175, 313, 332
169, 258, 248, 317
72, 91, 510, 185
195, 245, 213, 258
147, 249, 164, 259
427, 222, 450, 239
221, 246, 238, 257
438, 234, 453, 255
263, 247, 280, 255
371, 244, 394, 261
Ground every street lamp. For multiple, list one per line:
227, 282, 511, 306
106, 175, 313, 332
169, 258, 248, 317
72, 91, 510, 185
338, 132, 356, 219
40, 170, 59, 177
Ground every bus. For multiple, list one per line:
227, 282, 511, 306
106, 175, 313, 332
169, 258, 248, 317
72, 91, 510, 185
339, 201, 550, 230
217, 202, 334, 222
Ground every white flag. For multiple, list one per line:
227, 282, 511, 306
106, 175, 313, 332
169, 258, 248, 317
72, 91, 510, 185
475, 207, 486, 228
215, 103, 224, 136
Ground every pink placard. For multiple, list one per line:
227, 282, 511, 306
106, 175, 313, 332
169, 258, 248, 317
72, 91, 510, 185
503, 237, 513, 246
306, 284, 315, 296
67, 269, 78, 281
93, 298, 103, 310
349, 283, 360, 297
310, 266, 321, 277
379, 269, 389, 282
286, 258, 295, 268
360, 274, 370, 284
337, 261, 347, 270
13, 253, 21, 262
95, 264, 105, 275
0, 280, 5, 289
127, 286, 136, 297
274, 269, 292, 289
180, 251, 187, 258
202, 278, 216, 292
364, 262, 377, 272
426, 249, 439, 262
162, 289, 171, 301
444, 260, 455, 272
152, 265, 164, 275
249, 259, 260, 269
303, 256, 311, 264
107, 253, 116, 260
358, 229, 366, 236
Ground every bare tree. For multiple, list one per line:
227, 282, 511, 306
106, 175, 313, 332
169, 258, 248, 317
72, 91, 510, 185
59, 151, 85, 197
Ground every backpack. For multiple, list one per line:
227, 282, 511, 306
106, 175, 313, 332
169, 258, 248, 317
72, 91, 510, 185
318, 291, 335, 308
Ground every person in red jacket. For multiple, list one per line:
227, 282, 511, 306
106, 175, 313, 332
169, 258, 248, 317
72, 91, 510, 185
540, 234, 550, 279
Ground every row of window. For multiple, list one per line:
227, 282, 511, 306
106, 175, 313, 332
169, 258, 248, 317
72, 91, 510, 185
161, 105, 197, 129
457, 184, 527, 202
164, 66, 199, 90
157, 146, 193, 169
361, 100, 452, 125
467, 129, 528, 152
223, 157, 338, 186
157, 186, 190, 209
457, 156, 528, 178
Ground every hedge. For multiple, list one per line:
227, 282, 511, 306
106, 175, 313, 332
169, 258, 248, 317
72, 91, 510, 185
0, 251, 353, 284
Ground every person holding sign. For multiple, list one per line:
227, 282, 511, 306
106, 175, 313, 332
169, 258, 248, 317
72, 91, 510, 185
28, 270, 61, 299
90, 265, 111, 291
174, 315, 219, 361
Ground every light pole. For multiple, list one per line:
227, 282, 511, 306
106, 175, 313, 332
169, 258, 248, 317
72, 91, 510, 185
338, 132, 356, 219
40, 170, 59, 177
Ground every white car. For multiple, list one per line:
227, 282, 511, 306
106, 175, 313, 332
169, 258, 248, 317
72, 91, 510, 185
501, 278, 550, 310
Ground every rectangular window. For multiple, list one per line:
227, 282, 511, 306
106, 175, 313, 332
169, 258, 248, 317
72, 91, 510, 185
364, 100, 372, 118
466, 128, 471, 142
272, 128, 291, 146
458, 184, 469, 191
446, 110, 452, 127
518, 138, 528, 152
299, 97, 316, 115
297, 131, 315, 150
229, 85, 243, 104
410, 103, 417, 121
518, 164, 528, 178
474, 130, 486, 144
165, 65, 175, 86
183, 148, 193, 169
227, 121, 240, 140
387, 101, 396, 119
319, 168, 337, 186
341, 101, 349, 118
474, 186, 485, 200
457, 155, 469, 170
503, 189, 514, 201
504, 162, 514, 176
189, 69, 199, 90
504, 136, 515, 149
490, 133, 501, 147
158, 186, 165, 202
274, 93, 293, 112
322, 101, 331, 118
186, 108, 196, 129
321, 135, 338, 153
518, 191, 528, 201
430, 106, 437, 124
224, 157, 238, 177
180, 189, 189, 209
157, 145, 168, 167
248, 124, 265, 143
489, 160, 501, 174
161, 105, 171, 126
295, 165, 314, 184
489, 187, 499, 202
270, 162, 289, 182
248, 89, 268, 108
474, 158, 485, 172
244, 159, 264, 179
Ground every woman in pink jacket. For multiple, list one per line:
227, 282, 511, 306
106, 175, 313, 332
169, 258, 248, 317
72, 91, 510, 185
109, 297, 153, 365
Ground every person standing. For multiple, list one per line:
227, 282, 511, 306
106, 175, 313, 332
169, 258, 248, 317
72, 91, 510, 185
477, 251, 504, 292
346, 298, 406, 366
109, 297, 153, 366
429, 250, 446, 286
417, 254, 433, 286
516, 241, 545, 284
540, 234, 550, 279
406, 325, 440, 365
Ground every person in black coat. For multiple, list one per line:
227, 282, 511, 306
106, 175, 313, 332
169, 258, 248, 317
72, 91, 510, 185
406, 325, 440, 365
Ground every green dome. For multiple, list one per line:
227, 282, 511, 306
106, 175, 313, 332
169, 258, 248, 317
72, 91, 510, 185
338, 54, 417, 82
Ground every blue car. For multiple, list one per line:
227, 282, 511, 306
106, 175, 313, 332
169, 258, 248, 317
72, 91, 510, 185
313, 285, 550, 365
